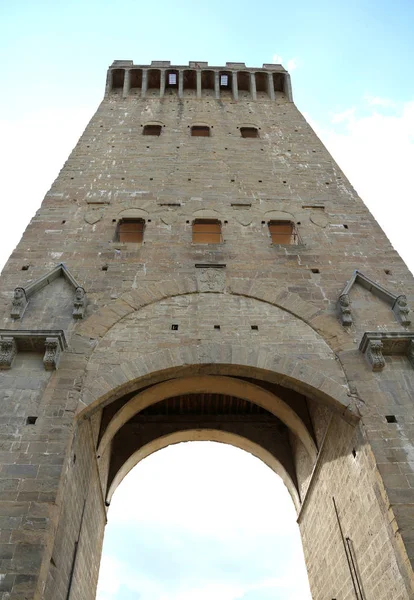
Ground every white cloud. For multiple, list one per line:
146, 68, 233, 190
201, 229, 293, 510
0, 106, 93, 273
286, 58, 298, 71
272, 54, 299, 71
272, 54, 283, 64
306, 99, 414, 274
364, 94, 396, 108
330, 107, 356, 124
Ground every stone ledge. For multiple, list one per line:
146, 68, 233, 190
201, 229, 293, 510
359, 331, 414, 371
0, 330, 67, 370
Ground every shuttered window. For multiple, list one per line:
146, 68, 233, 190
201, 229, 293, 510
268, 221, 298, 245
191, 126, 210, 137
240, 127, 259, 138
118, 220, 145, 243
143, 125, 162, 136
192, 220, 222, 244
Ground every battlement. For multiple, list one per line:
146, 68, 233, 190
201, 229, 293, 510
105, 60, 293, 101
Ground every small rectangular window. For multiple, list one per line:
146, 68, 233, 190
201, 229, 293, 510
192, 220, 222, 244
220, 74, 229, 86
118, 220, 145, 243
168, 73, 177, 85
143, 125, 162, 136
191, 126, 210, 137
268, 221, 298, 245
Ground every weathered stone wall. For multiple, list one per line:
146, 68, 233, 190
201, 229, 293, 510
300, 414, 412, 600
0, 61, 413, 599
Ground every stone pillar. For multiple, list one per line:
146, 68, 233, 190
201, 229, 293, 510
196, 71, 202, 99
160, 70, 165, 98
267, 72, 275, 100
141, 69, 148, 98
214, 72, 220, 99
105, 69, 113, 97
232, 71, 238, 101
250, 72, 257, 101
122, 69, 130, 99
284, 73, 293, 102
178, 70, 184, 99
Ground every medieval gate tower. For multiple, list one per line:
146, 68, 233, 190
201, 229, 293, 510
0, 59, 413, 600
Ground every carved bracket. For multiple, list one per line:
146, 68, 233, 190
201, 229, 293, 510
359, 332, 414, 371
11, 288, 28, 320
43, 337, 62, 370
0, 330, 67, 371
338, 270, 411, 327
0, 337, 17, 369
393, 295, 411, 326
10, 263, 87, 320
338, 294, 352, 326
73, 287, 87, 319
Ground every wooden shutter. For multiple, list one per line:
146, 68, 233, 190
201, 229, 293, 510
268, 221, 296, 244
191, 126, 210, 137
192, 220, 221, 244
143, 125, 161, 136
119, 220, 144, 243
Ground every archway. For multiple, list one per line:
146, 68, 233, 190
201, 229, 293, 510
42, 362, 413, 600
96, 441, 313, 600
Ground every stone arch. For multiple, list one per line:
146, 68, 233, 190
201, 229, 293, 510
192, 208, 222, 219
97, 375, 318, 460
264, 210, 296, 222
116, 208, 149, 219
106, 429, 301, 511
76, 275, 349, 353
80, 345, 354, 417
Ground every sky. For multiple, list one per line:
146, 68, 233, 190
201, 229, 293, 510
1, 1, 414, 599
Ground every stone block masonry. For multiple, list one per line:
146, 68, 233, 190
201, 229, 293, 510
0, 60, 413, 599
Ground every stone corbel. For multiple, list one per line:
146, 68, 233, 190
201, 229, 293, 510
393, 295, 411, 326
43, 337, 62, 370
0, 330, 67, 371
0, 337, 17, 369
360, 332, 414, 371
11, 288, 28, 320
365, 339, 385, 372
338, 294, 352, 326
73, 287, 87, 319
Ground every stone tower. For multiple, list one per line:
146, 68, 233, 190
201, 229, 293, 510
0, 59, 413, 600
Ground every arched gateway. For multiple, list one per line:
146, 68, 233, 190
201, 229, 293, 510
0, 60, 413, 600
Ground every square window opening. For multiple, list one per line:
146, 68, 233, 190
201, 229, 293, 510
268, 221, 299, 245
117, 219, 145, 243
192, 220, 222, 244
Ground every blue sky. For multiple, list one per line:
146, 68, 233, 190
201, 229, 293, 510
1, 1, 414, 599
